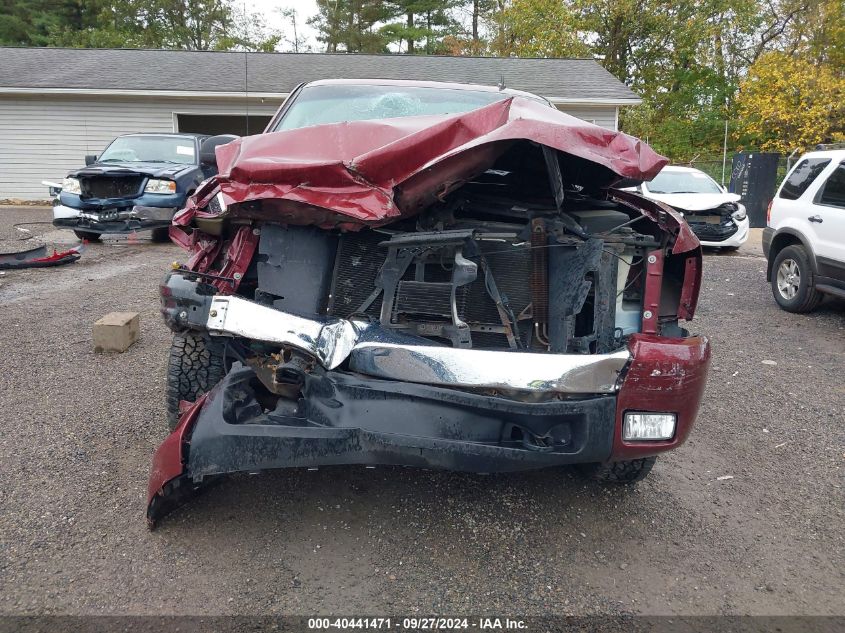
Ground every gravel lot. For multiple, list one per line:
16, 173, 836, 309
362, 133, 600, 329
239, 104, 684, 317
1, 206, 843, 617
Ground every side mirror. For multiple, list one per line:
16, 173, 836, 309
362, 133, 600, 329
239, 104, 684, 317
200, 135, 238, 168
85, 154, 97, 166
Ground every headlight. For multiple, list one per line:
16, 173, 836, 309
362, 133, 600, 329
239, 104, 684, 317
732, 204, 747, 221
623, 412, 676, 441
144, 179, 177, 194
62, 177, 81, 195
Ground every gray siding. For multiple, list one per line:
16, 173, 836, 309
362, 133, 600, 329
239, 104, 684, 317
557, 105, 617, 131
0, 94, 281, 200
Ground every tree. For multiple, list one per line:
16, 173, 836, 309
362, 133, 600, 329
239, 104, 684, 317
0, 0, 114, 46
278, 7, 310, 53
308, 0, 393, 53
0, 0, 278, 50
735, 51, 845, 152
489, 0, 588, 58
381, 0, 461, 54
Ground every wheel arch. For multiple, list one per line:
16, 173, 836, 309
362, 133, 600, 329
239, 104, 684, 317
766, 229, 817, 281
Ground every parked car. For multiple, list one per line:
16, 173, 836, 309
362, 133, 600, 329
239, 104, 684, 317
147, 79, 711, 527
629, 165, 749, 250
52, 133, 221, 242
763, 149, 845, 312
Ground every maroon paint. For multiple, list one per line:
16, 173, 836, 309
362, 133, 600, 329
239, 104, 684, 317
170, 225, 259, 292
609, 189, 699, 254
146, 394, 207, 509
173, 98, 671, 232
611, 334, 711, 461
640, 249, 664, 335
213, 226, 260, 292
678, 255, 702, 321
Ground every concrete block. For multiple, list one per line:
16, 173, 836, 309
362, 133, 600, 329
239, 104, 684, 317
93, 312, 139, 353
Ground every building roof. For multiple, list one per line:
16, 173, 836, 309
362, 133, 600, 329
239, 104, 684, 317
0, 47, 640, 105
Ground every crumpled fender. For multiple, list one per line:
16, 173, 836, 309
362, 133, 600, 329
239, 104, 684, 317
611, 334, 711, 461
608, 188, 699, 255
146, 395, 208, 529
173, 97, 669, 232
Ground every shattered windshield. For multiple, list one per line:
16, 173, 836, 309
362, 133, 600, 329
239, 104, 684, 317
98, 135, 197, 164
273, 84, 517, 131
648, 170, 723, 194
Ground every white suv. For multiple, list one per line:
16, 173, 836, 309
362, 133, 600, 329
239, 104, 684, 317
764, 149, 845, 312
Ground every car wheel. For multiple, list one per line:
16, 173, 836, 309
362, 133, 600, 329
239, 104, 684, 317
150, 227, 171, 243
166, 333, 228, 430
73, 230, 101, 242
578, 456, 656, 483
771, 244, 822, 313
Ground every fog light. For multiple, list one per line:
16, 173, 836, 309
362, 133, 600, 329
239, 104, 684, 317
623, 412, 676, 441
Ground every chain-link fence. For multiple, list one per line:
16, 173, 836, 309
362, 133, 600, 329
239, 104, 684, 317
683, 155, 790, 188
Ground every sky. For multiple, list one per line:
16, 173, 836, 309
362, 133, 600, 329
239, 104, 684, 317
250, 0, 322, 52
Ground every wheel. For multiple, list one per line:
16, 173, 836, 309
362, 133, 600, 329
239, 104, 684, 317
771, 244, 822, 313
150, 226, 171, 243
166, 333, 228, 430
73, 229, 101, 241
578, 456, 657, 483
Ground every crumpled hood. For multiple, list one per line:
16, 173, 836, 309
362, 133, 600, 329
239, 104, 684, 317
70, 162, 193, 180
644, 191, 741, 212
176, 97, 668, 230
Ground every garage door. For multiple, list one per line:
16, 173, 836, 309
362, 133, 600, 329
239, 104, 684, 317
176, 113, 273, 136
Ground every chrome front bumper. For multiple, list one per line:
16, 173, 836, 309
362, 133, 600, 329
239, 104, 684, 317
205, 295, 630, 395
52, 204, 176, 223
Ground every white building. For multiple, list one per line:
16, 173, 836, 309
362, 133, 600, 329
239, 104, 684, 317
0, 47, 641, 200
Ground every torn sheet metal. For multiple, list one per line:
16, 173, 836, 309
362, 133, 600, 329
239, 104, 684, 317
174, 97, 669, 232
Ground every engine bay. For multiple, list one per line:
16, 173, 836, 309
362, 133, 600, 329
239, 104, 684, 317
249, 172, 665, 356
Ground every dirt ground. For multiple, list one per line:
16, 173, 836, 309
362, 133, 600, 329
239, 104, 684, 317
0, 207, 843, 617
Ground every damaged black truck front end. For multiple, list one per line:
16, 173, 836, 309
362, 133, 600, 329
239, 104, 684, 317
147, 83, 710, 527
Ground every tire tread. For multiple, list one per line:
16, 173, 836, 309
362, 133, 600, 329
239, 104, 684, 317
579, 456, 657, 483
165, 333, 227, 429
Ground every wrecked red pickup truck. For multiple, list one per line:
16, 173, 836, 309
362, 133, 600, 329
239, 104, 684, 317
148, 79, 710, 527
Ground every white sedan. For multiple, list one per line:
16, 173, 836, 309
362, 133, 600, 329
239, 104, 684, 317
632, 166, 749, 249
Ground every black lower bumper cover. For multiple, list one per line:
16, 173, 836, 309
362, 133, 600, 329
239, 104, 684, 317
149, 364, 616, 525
53, 217, 170, 234
688, 219, 739, 242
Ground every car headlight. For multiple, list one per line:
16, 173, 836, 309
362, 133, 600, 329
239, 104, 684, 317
62, 177, 81, 195
144, 179, 177, 194
732, 204, 746, 221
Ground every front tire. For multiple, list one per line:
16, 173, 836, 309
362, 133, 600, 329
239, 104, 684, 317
150, 226, 171, 243
166, 333, 228, 430
578, 457, 657, 483
771, 244, 822, 313
73, 229, 101, 241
